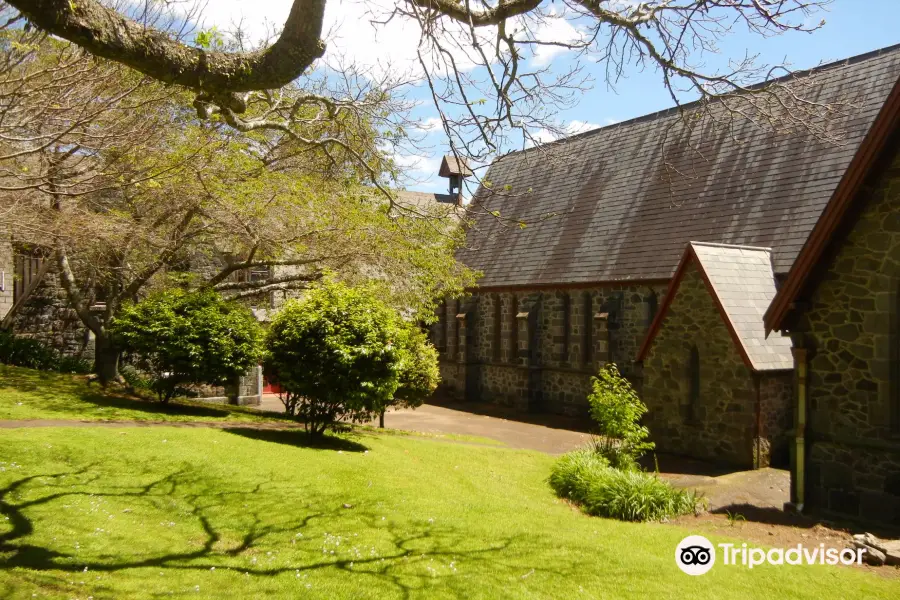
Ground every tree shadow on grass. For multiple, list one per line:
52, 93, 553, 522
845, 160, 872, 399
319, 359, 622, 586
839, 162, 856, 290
0, 467, 574, 599
0, 366, 296, 422
224, 427, 369, 452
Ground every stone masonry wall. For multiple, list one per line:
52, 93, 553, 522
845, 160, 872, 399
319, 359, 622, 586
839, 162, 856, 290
10, 267, 93, 359
0, 237, 13, 321
641, 263, 759, 467
759, 371, 794, 468
436, 283, 665, 417
797, 148, 900, 526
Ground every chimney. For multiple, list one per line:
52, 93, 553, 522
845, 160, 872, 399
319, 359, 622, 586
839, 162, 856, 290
438, 154, 472, 206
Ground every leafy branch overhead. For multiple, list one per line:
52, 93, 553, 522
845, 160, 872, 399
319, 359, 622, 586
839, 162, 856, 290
6, 0, 846, 172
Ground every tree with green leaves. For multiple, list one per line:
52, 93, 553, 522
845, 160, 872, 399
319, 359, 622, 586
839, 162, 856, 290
0, 29, 475, 384
587, 363, 654, 469
110, 289, 263, 403
264, 280, 423, 437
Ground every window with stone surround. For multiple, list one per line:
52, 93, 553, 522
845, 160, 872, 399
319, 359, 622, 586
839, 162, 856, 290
439, 299, 448, 353
582, 292, 593, 365
646, 290, 659, 326
687, 344, 700, 422
13, 246, 45, 304
493, 294, 502, 362
509, 295, 518, 363
561, 293, 571, 364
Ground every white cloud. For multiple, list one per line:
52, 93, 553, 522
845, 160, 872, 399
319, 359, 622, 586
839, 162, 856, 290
528, 15, 586, 67
189, 0, 494, 79
413, 117, 444, 134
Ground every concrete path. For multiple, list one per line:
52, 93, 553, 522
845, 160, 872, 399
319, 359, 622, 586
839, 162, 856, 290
257, 395, 591, 454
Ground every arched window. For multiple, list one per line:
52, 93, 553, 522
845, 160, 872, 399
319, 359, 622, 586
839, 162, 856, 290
647, 290, 659, 325
688, 344, 700, 422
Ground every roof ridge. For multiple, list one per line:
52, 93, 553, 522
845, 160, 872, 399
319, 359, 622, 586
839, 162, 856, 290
690, 241, 772, 252
497, 42, 900, 161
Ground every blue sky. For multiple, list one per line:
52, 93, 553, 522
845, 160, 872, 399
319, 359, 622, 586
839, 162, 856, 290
199, 0, 900, 192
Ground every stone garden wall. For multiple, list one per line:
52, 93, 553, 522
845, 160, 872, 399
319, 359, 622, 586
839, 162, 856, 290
641, 263, 761, 468
796, 147, 900, 526
435, 283, 665, 417
9, 266, 94, 359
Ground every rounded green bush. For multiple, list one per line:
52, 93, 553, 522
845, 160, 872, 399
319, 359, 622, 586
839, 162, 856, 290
111, 288, 262, 402
264, 281, 403, 435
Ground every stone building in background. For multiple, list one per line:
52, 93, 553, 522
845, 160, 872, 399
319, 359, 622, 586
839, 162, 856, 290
636, 242, 793, 468
765, 76, 900, 526
437, 45, 900, 424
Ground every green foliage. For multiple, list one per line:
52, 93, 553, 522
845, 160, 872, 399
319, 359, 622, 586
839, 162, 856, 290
587, 363, 654, 465
547, 448, 610, 502
0, 331, 91, 374
578, 468, 701, 522
110, 289, 262, 403
393, 324, 440, 409
119, 363, 153, 391
263, 281, 404, 435
549, 448, 700, 522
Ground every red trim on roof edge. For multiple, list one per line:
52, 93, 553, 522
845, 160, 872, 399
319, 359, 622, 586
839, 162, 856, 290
764, 74, 900, 333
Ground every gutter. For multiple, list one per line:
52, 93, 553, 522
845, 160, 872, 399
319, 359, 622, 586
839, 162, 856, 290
792, 347, 809, 511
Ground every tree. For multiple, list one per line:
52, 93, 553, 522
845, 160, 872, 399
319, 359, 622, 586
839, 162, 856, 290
381, 323, 440, 427
4, 0, 847, 185
110, 288, 263, 403
587, 363, 654, 469
0, 30, 475, 384
263, 281, 405, 437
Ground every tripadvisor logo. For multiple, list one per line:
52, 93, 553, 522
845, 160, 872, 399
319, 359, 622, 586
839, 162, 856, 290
675, 535, 867, 575
676, 535, 716, 575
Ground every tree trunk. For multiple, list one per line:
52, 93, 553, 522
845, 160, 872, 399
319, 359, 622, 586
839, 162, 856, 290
93, 333, 120, 386
379, 410, 385, 429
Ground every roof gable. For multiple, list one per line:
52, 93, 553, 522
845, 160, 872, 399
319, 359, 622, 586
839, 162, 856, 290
460, 45, 900, 289
637, 242, 793, 371
765, 68, 900, 333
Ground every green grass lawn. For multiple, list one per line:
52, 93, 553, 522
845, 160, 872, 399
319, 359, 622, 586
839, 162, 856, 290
0, 369, 897, 599
0, 365, 288, 424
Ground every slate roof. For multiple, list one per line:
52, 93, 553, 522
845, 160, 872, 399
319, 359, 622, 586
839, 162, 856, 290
460, 44, 900, 288
439, 155, 473, 177
637, 242, 794, 371
394, 190, 458, 207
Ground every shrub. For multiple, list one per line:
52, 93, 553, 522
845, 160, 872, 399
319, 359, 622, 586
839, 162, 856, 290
579, 468, 700, 522
548, 448, 610, 503
587, 363, 654, 466
110, 288, 262, 403
549, 449, 700, 522
393, 323, 440, 408
56, 355, 93, 374
119, 363, 153, 391
263, 281, 404, 436
0, 331, 91, 373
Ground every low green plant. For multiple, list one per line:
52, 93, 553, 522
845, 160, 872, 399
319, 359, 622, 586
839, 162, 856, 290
550, 448, 701, 522
548, 448, 611, 503
0, 330, 90, 373
587, 363, 654, 466
579, 468, 700, 522
111, 289, 262, 403
725, 510, 746, 527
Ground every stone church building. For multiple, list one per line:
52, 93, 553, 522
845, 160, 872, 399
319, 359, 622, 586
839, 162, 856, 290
765, 73, 900, 525
435, 44, 900, 473
636, 242, 793, 468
